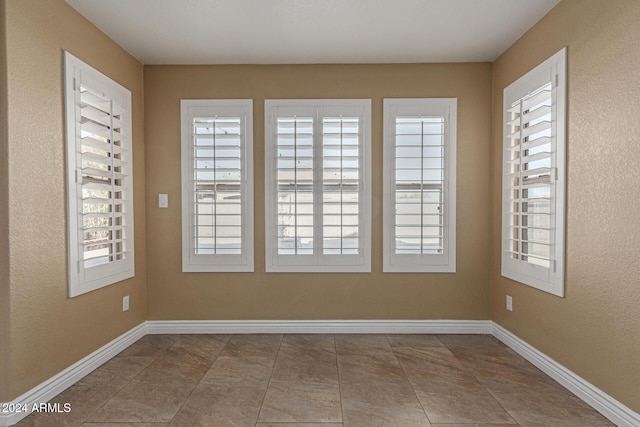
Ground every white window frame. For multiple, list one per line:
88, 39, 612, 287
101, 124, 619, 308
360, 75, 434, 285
181, 99, 254, 272
501, 48, 566, 297
383, 98, 457, 273
265, 99, 371, 273
64, 51, 135, 297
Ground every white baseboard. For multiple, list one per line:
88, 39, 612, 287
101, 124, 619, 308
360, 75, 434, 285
492, 323, 640, 427
2, 320, 637, 427
145, 319, 492, 335
0, 323, 147, 427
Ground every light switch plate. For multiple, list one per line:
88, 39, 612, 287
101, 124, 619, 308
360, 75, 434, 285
159, 193, 168, 208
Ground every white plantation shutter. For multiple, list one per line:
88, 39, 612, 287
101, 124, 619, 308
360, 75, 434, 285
181, 100, 254, 272
64, 52, 134, 297
505, 85, 553, 267
322, 116, 360, 256
265, 100, 371, 272
275, 114, 315, 256
502, 48, 566, 297
383, 99, 456, 272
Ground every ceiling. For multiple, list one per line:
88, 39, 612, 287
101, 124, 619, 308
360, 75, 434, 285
66, 0, 561, 65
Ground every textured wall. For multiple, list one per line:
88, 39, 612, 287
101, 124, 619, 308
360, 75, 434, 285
4, 0, 146, 399
144, 63, 493, 321
491, 0, 640, 412
0, 0, 11, 403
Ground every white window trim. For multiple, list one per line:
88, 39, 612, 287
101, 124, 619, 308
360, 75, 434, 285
64, 51, 135, 297
383, 98, 457, 273
181, 99, 254, 272
264, 99, 371, 273
501, 48, 566, 297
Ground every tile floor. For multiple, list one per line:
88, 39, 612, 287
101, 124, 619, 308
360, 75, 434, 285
17, 334, 614, 426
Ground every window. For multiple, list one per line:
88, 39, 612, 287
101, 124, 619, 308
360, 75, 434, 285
383, 98, 457, 272
502, 48, 566, 297
181, 100, 254, 272
265, 100, 371, 272
64, 51, 134, 297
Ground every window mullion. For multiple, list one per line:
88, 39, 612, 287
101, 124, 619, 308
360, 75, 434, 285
293, 117, 299, 255
517, 99, 524, 263
420, 118, 425, 255
191, 119, 198, 256
340, 117, 344, 254
212, 117, 218, 255
313, 108, 323, 263
108, 98, 116, 263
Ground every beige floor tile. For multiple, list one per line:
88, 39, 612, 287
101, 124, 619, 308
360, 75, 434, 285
16, 400, 90, 427
486, 381, 614, 427
431, 424, 517, 427
171, 334, 231, 348
82, 424, 169, 426
82, 355, 156, 388
171, 355, 274, 427
16, 357, 154, 426
137, 346, 220, 382
173, 355, 277, 425
338, 355, 431, 426
16, 363, 134, 427
437, 334, 503, 347
394, 346, 516, 424
282, 334, 336, 348
170, 382, 267, 426
259, 345, 341, 423
199, 355, 276, 387
221, 334, 283, 357
257, 424, 343, 427
335, 334, 394, 356
386, 334, 444, 348
270, 344, 337, 378
86, 376, 196, 423
259, 379, 342, 423
439, 335, 613, 426
116, 334, 181, 357
442, 336, 544, 379
17, 417, 77, 427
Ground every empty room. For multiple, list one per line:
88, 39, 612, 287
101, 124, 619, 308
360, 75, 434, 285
1, 0, 639, 426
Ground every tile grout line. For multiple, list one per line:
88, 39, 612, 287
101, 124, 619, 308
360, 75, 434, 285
254, 333, 284, 426
439, 335, 520, 426
386, 334, 436, 426
80, 335, 167, 426
334, 334, 345, 426
165, 333, 227, 425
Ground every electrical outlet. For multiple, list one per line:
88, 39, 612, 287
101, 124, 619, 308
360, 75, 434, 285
122, 295, 129, 312
506, 295, 513, 311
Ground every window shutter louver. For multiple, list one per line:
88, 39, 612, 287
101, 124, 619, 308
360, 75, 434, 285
383, 99, 456, 273
64, 52, 135, 297
505, 84, 553, 268
192, 117, 243, 255
276, 116, 315, 255
265, 100, 371, 272
181, 100, 254, 272
322, 116, 360, 255
501, 48, 566, 297
79, 86, 130, 267
393, 116, 445, 255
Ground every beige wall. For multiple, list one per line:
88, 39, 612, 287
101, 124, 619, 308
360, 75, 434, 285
3, 0, 146, 400
0, 0, 10, 403
491, 0, 640, 413
144, 63, 493, 321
